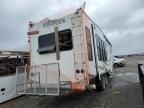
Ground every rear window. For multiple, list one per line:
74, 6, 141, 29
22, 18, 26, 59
59, 30, 73, 51
39, 33, 55, 49
37, 29, 73, 54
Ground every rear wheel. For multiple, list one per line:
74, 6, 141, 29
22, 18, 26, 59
95, 75, 106, 91
113, 63, 119, 68
105, 75, 108, 86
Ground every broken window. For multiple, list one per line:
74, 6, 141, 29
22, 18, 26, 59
85, 26, 93, 61
59, 29, 73, 51
38, 29, 73, 54
96, 35, 107, 61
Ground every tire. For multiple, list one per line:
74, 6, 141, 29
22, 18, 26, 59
105, 75, 108, 86
113, 63, 119, 68
95, 75, 106, 91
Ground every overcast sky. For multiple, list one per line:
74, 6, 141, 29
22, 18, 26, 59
0, 0, 144, 55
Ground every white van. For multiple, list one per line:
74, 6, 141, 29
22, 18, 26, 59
113, 57, 126, 68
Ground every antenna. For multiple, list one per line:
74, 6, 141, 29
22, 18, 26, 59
75, 2, 86, 14
83, 2, 86, 9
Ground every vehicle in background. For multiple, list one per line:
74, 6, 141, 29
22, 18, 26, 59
138, 61, 144, 98
113, 57, 126, 68
0, 51, 29, 103
16, 5, 113, 96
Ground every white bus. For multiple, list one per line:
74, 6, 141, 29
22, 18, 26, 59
16, 7, 113, 96
0, 51, 29, 103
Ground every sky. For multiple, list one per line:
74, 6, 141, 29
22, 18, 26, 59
0, 0, 144, 55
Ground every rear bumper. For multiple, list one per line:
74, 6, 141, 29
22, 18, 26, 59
16, 64, 86, 96
16, 80, 86, 96
60, 81, 86, 95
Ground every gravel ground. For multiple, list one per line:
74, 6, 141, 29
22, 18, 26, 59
0, 56, 144, 108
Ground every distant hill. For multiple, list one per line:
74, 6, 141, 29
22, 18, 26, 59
114, 53, 144, 58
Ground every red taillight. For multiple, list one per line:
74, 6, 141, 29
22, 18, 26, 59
76, 69, 80, 73
81, 69, 85, 73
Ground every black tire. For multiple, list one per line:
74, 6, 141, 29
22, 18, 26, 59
95, 75, 106, 91
113, 63, 119, 68
105, 75, 108, 86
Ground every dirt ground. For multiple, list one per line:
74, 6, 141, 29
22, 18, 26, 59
0, 56, 144, 108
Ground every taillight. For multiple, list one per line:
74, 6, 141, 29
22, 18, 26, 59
75, 69, 85, 73
81, 69, 85, 73
76, 69, 80, 73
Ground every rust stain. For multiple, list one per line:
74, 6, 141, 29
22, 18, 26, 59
27, 30, 39, 35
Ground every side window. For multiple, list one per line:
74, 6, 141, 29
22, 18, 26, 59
96, 35, 107, 61
85, 26, 93, 61
103, 43, 107, 61
99, 38, 103, 61
96, 34, 100, 60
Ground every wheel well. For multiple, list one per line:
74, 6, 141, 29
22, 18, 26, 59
96, 72, 109, 81
95, 73, 108, 91
114, 63, 119, 65
113, 63, 119, 67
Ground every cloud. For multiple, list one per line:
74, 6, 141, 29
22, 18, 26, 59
127, 8, 144, 27
0, 0, 85, 51
0, 0, 143, 55
89, 0, 144, 55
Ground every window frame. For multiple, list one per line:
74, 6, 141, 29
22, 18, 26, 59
96, 35, 107, 62
37, 29, 73, 54
85, 26, 93, 61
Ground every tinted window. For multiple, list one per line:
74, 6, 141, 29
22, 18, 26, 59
96, 35, 107, 61
38, 33, 55, 54
39, 33, 55, 48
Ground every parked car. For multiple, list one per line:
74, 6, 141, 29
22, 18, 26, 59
113, 57, 126, 68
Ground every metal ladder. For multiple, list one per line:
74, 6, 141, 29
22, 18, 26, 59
71, 16, 85, 80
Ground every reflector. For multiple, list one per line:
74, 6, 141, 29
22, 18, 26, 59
76, 69, 80, 73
